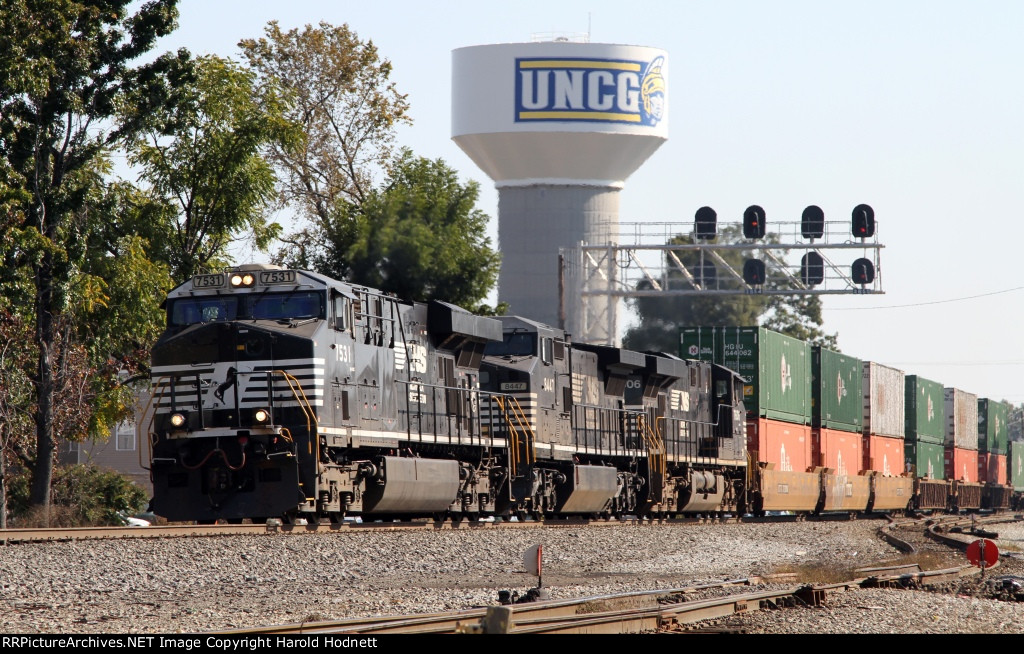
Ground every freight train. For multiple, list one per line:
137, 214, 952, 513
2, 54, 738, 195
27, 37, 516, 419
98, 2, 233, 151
143, 264, 1020, 523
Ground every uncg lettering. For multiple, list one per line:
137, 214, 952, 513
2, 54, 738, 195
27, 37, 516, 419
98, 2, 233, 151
516, 63, 642, 122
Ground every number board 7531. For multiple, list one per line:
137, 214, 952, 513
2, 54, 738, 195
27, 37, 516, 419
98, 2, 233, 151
258, 270, 297, 285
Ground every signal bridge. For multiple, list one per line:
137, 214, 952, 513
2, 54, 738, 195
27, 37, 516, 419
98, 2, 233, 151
558, 205, 884, 345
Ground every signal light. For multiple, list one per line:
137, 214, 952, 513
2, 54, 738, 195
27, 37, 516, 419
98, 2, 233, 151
743, 205, 766, 239
694, 206, 717, 240
801, 205, 825, 240
696, 261, 717, 287
742, 259, 766, 285
852, 258, 875, 284
798, 250, 823, 286
852, 204, 875, 238
800, 251, 825, 287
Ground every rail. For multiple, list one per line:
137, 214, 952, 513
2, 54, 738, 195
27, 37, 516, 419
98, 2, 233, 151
209, 558, 982, 635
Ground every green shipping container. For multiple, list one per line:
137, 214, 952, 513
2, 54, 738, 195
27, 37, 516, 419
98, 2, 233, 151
680, 326, 811, 424
904, 439, 945, 480
905, 375, 944, 444
1010, 441, 1024, 491
812, 346, 862, 433
978, 399, 1009, 454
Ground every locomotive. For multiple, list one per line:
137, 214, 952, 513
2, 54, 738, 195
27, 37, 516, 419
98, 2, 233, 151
144, 264, 1017, 524
145, 264, 747, 523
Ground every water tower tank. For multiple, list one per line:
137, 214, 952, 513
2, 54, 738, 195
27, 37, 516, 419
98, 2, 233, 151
452, 41, 668, 344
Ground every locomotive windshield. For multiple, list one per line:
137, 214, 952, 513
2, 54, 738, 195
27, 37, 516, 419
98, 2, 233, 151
483, 331, 536, 357
170, 298, 238, 325
169, 291, 325, 326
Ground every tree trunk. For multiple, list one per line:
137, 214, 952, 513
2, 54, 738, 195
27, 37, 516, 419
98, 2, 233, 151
0, 440, 7, 529
29, 253, 57, 520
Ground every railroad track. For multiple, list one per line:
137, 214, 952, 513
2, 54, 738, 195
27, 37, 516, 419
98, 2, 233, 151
209, 562, 980, 635
0, 511, 883, 545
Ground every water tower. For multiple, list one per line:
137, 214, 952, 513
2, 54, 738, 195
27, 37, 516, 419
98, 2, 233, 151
452, 40, 668, 344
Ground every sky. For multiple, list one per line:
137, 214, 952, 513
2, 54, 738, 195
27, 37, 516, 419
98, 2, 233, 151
147, 0, 1024, 404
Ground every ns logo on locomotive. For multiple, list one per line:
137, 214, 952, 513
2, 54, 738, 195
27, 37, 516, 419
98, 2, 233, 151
515, 55, 665, 126
145, 264, 748, 524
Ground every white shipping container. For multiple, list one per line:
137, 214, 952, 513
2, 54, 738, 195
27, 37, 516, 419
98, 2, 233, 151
944, 387, 979, 450
862, 362, 906, 439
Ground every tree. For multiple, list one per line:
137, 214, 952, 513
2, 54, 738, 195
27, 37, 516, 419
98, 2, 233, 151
0, 0, 190, 512
623, 225, 836, 354
239, 21, 412, 266
123, 54, 294, 282
290, 150, 501, 309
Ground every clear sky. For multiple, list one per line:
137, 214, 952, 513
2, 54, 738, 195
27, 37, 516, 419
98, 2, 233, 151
149, 0, 1024, 404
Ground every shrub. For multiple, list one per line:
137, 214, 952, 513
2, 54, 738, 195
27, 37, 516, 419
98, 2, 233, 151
7, 464, 148, 527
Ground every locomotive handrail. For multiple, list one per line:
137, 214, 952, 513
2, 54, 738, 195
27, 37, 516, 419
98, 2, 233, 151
272, 370, 319, 479
643, 417, 667, 478
494, 395, 537, 474
638, 413, 666, 478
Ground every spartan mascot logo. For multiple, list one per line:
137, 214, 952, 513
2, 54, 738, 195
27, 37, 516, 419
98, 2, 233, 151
640, 56, 665, 125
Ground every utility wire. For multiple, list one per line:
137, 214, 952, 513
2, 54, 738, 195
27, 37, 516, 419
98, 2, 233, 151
826, 285, 1024, 310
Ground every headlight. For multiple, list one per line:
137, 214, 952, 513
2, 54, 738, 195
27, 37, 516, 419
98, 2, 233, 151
230, 273, 255, 288
254, 408, 271, 424
169, 412, 187, 428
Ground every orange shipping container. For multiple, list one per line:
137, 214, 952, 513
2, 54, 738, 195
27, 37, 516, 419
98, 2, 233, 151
813, 428, 864, 475
747, 418, 812, 472
978, 452, 1007, 485
945, 446, 979, 483
863, 434, 906, 476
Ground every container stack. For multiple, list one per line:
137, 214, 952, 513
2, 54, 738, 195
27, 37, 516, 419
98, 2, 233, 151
681, 327, 818, 511
681, 326, 812, 470
904, 375, 945, 480
812, 347, 869, 511
862, 362, 906, 476
944, 387, 979, 482
977, 399, 1008, 484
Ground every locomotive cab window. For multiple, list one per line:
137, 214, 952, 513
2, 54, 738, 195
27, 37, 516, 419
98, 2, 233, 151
484, 331, 535, 357
331, 292, 353, 332
540, 337, 553, 365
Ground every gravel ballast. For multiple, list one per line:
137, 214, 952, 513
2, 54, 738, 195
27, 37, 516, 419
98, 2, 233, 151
2, 518, 1024, 634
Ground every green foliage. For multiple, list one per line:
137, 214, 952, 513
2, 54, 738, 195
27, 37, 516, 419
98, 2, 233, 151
281, 150, 501, 309
623, 225, 837, 353
240, 20, 411, 220
0, 0, 190, 508
124, 54, 293, 282
6, 464, 148, 527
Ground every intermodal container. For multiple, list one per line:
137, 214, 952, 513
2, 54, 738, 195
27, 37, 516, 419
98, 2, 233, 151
862, 362, 905, 440
747, 417, 812, 472
978, 452, 1008, 485
944, 388, 978, 450
864, 434, 905, 476
680, 327, 811, 425
977, 399, 1008, 454
905, 375, 944, 444
813, 427, 863, 475
1010, 441, 1024, 491
812, 347, 862, 433
945, 446, 979, 483
904, 439, 945, 480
